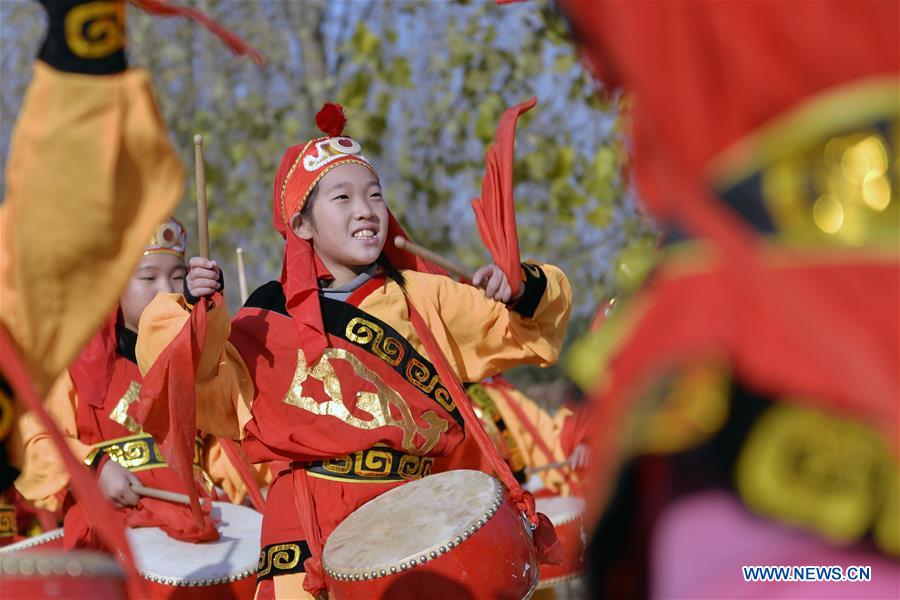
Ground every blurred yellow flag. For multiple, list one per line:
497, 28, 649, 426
0, 62, 184, 394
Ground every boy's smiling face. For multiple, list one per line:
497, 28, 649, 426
291, 162, 388, 286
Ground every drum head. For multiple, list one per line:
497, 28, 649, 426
324, 470, 503, 573
535, 496, 585, 525
126, 501, 261, 586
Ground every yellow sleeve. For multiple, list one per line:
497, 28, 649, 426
403, 262, 572, 382
136, 293, 254, 440
12, 373, 93, 513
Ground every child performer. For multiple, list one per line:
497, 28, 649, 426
14, 219, 222, 548
480, 377, 590, 496
135, 104, 572, 598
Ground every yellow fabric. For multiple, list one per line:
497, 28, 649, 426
0, 61, 184, 394
252, 573, 316, 600
487, 385, 574, 495
205, 438, 273, 505
136, 263, 572, 442
11, 373, 93, 512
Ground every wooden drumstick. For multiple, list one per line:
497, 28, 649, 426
235, 247, 249, 303
394, 236, 475, 281
131, 483, 196, 506
194, 134, 210, 259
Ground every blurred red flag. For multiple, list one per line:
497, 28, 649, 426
471, 97, 537, 296
130, 0, 264, 65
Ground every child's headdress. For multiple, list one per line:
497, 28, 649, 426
269, 103, 442, 365
144, 217, 187, 259
276, 103, 378, 231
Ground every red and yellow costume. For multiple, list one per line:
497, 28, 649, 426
483, 378, 587, 497
134, 106, 572, 597
13, 220, 225, 548
434, 377, 588, 498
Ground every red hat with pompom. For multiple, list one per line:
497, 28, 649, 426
275, 103, 378, 232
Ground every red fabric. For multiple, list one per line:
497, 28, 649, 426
68, 312, 118, 408
560, 0, 900, 464
129, 0, 264, 65
292, 469, 325, 594
64, 496, 216, 550
471, 97, 536, 297
70, 341, 216, 545
557, 0, 899, 221
559, 405, 591, 459
217, 437, 266, 512
583, 256, 900, 524
0, 327, 146, 597
129, 296, 219, 542
406, 300, 562, 566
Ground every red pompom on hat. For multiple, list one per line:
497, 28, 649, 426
315, 103, 347, 137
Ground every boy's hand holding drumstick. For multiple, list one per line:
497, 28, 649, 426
186, 257, 222, 298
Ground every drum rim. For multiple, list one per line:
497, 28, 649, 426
138, 566, 258, 587
0, 528, 64, 554
323, 475, 506, 581
0, 550, 124, 579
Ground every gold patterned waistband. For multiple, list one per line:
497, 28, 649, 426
300, 447, 433, 483
87, 433, 204, 474
0, 504, 16, 538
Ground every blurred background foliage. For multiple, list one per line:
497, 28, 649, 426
1, 0, 657, 388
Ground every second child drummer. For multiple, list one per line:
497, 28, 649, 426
135, 105, 572, 599
14, 219, 223, 548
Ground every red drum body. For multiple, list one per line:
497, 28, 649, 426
0, 528, 64, 554
126, 501, 261, 599
0, 551, 127, 599
535, 496, 586, 588
324, 470, 538, 599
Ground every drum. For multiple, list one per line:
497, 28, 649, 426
534, 496, 585, 588
0, 550, 127, 599
126, 501, 261, 598
323, 470, 538, 599
0, 528, 64, 554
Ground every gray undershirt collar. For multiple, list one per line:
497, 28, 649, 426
319, 264, 380, 302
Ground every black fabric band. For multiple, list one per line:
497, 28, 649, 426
37, 0, 127, 75
257, 540, 312, 581
115, 320, 137, 364
301, 447, 434, 484
510, 263, 548, 319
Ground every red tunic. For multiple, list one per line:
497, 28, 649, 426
63, 327, 214, 549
